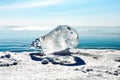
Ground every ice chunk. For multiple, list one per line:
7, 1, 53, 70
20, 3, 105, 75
31, 25, 79, 54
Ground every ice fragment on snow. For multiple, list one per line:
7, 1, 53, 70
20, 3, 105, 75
31, 25, 79, 54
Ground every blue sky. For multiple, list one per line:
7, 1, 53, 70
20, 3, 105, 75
0, 0, 120, 26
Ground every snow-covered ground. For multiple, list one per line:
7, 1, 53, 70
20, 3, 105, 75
0, 49, 120, 80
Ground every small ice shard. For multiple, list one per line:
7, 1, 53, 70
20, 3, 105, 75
41, 59, 49, 64
0, 52, 19, 67
31, 25, 79, 54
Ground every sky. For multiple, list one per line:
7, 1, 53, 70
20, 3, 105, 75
0, 0, 120, 27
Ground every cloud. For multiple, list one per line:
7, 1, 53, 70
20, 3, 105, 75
11, 25, 54, 31
0, 0, 67, 10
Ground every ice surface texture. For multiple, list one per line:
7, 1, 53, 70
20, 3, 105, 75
31, 25, 79, 54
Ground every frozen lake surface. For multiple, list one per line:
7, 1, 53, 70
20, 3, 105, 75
0, 26, 120, 52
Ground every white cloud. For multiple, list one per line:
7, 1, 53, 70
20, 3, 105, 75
11, 25, 54, 31
0, 0, 67, 10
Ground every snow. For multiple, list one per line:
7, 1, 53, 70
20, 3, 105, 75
0, 49, 120, 80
